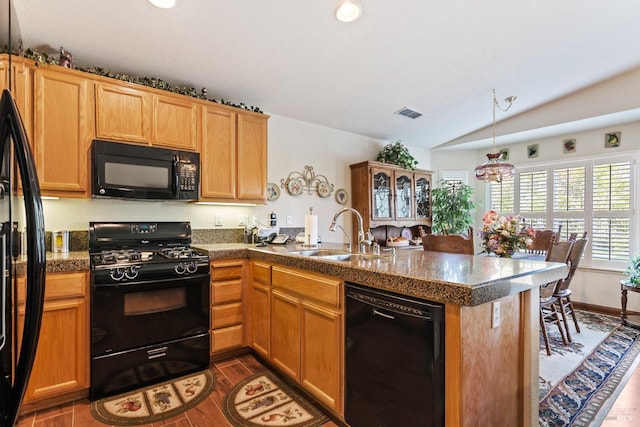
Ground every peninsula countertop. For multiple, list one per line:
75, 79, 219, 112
196, 242, 568, 307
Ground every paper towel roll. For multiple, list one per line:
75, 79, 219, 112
304, 215, 318, 245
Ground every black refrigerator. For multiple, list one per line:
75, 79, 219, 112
0, 89, 47, 426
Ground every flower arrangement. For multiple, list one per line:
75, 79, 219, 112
626, 255, 640, 285
480, 210, 535, 257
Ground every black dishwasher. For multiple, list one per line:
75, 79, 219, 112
345, 282, 445, 427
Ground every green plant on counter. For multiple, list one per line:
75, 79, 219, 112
626, 255, 640, 285
377, 141, 418, 170
431, 180, 476, 235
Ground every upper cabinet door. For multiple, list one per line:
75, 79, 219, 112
394, 171, 413, 220
414, 172, 432, 220
237, 113, 267, 202
200, 105, 237, 199
33, 68, 93, 196
153, 95, 198, 151
95, 82, 151, 143
371, 168, 393, 221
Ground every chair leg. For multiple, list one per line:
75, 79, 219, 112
556, 298, 573, 343
540, 309, 552, 356
551, 305, 569, 345
565, 295, 581, 334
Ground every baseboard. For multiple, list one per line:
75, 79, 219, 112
573, 301, 640, 317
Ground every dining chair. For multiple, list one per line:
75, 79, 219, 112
554, 234, 589, 342
527, 225, 562, 255
539, 236, 574, 355
422, 227, 474, 255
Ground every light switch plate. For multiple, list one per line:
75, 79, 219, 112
215, 214, 223, 226
492, 301, 501, 328
237, 214, 248, 226
286, 215, 293, 225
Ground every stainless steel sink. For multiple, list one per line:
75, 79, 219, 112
317, 253, 385, 262
287, 249, 350, 257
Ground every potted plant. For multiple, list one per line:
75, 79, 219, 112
431, 180, 476, 235
377, 140, 418, 170
625, 255, 640, 285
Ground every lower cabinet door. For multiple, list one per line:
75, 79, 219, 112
270, 289, 300, 382
251, 283, 271, 359
300, 301, 343, 413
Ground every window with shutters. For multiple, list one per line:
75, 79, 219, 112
487, 154, 635, 270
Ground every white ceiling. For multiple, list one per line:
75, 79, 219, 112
8, 0, 640, 151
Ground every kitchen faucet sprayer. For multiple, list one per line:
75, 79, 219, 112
329, 207, 368, 253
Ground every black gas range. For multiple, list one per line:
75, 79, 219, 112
89, 222, 210, 399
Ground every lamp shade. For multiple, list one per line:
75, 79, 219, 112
474, 153, 515, 183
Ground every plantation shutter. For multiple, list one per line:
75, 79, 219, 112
591, 161, 631, 262
519, 170, 547, 228
553, 166, 586, 241
489, 177, 514, 214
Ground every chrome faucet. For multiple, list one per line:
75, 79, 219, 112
329, 207, 368, 254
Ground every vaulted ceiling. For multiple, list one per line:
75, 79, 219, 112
7, 0, 640, 150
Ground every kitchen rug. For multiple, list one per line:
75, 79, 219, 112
539, 310, 640, 426
89, 368, 216, 426
222, 371, 329, 427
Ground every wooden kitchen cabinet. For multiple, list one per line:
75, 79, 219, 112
0, 57, 32, 142
16, 272, 89, 409
95, 81, 198, 151
210, 260, 246, 356
32, 66, 93, 197
250, 261, 271, 359
200, 107, 268, 204
350, 160, 433, 237
270, 265, 344, 414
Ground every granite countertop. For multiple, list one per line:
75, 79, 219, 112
242, 243, 568, 306
19, 243, 568, 307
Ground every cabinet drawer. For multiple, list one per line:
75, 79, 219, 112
211, 261, 244, 281
212, 280, 242, 304
212, 325, 244, 352
272, 266, 340, 307
252, 261, 271, 286
17, 272, 87, 303
212, 302, 243, 328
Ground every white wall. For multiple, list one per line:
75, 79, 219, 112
41, 114, 432, 245
431, 121, 640, 311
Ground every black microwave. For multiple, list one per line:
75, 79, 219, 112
92, 140, 200, 201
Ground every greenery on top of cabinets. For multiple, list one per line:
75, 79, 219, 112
431, 180, 476, 235
377, 141, 418, 171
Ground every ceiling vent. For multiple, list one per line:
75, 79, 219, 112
394, 107, 423, 119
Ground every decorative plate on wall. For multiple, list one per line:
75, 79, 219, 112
318, 181, 332, 198
286, 178, 304, 196
266, 183, 280, 201
335, 188, 348, 205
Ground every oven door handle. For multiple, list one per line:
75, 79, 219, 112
147, 347, 168, 360
91, 273, 210, 290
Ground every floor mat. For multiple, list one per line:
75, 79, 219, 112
222, 371, 329, 427
90, 368, 216, 426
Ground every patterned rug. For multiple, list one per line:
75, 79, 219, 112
90, 369, 216, 426
222, 371, 329, 427
539, 310, 640, 426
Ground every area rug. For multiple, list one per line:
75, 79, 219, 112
222, 371, 329, 427
90, 369, 216, 426
539, 310, 640, 426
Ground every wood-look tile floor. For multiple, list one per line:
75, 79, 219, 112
601, 358, 640, 427
16, 353, 340, 427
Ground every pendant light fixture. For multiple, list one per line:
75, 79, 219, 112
335, 0, 362, 22
148, 0, 176, 9
474, 89, 517, 183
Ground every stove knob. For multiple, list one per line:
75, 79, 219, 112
110, 267, 125, 281
125, 265, 140, 280
175, 263, 186, 275
186, 262, 198, 274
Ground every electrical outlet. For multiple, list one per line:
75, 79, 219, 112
238, 215, 248, 226
492, 301, 501, 328
215, 214, 223, 226
286, 215, 293, 225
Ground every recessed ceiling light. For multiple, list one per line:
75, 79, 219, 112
335, 0, 362, 23
148, 0, 176, 9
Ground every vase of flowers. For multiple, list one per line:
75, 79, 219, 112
480, 210, 535, 257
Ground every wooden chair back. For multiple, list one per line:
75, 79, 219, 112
557, 235, 588, 292
422, 227, 474, 255
527, 225, 562, 254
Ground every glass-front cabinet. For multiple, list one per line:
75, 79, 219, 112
371, 168, 393, 220
351, 160, 433, 237
414, 172, 432, 220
